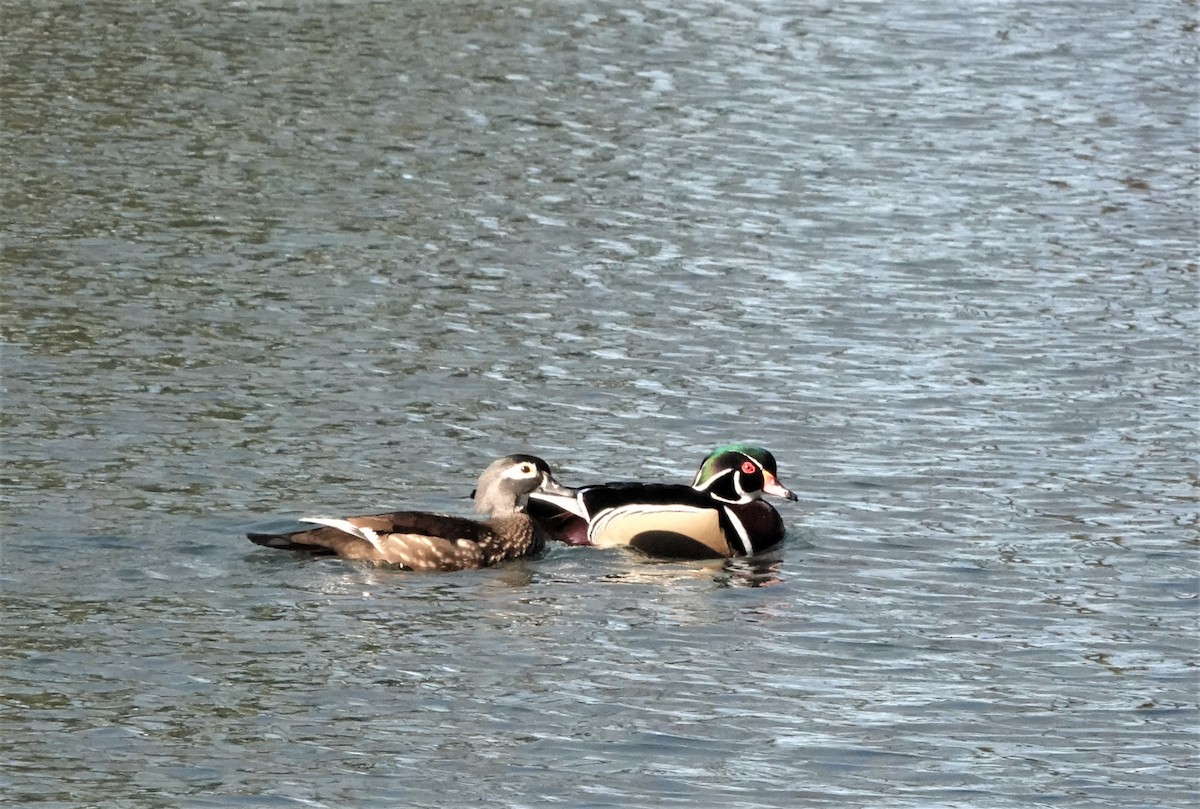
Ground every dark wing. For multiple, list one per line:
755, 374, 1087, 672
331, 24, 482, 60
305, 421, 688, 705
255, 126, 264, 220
341, 511, 493, 542
247, 525, 374, 558
578, 482, 714, 514
246, 510, 494, 562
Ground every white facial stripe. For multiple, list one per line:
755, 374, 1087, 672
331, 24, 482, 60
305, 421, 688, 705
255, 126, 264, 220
702, 467, 756, 504
694, 467, 733, 492
733, 473, 756, 503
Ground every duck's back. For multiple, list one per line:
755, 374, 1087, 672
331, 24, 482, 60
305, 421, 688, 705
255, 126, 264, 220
248, 510, 541, 570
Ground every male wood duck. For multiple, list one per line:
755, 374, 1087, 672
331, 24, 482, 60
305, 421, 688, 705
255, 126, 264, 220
246, 455, 571, 571
526, 444, 799, 559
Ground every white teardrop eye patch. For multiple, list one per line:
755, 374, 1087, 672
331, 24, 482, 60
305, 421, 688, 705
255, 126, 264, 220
504, 462, 539, 480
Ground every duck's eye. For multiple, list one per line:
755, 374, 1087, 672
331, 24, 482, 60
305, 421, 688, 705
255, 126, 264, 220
740, 461, 757, 475
520, 464, 535, 476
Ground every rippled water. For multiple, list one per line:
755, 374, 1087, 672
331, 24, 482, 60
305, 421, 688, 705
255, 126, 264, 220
2, 1, 1197, 807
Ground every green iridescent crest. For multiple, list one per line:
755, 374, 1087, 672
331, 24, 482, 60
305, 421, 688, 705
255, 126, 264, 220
692, 444, 779, 487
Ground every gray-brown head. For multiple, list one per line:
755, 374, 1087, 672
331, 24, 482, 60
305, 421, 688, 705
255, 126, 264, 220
471, 454, 572, 517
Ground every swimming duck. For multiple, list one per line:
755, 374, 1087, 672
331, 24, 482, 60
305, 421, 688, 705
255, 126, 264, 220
526, 444, 799, 559
246, 454, 571, 571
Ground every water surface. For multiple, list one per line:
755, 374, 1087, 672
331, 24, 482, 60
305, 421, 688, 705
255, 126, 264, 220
2, 1, 1197, 807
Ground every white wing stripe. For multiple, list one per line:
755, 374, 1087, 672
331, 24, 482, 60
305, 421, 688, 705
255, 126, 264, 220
301, 516, 384, 553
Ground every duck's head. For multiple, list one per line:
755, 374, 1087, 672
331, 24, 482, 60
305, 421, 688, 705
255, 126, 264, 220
690, 444, 798, 505
471, 454, 573, 516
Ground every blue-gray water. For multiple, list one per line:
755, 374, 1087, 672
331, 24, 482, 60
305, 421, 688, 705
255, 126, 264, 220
2, 1, 1197, 807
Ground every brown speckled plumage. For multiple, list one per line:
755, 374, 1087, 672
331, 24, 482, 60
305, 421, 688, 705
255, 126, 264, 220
246, 455, 568, 572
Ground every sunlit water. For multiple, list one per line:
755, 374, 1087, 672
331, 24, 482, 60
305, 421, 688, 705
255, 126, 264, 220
2, 1, 1197, 807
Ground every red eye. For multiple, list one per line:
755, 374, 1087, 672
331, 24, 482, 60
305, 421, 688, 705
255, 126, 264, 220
740, 461, 757, 474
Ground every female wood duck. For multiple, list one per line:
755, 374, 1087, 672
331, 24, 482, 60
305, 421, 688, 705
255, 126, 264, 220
526, 444, 799, 559
246, 455, 571, 571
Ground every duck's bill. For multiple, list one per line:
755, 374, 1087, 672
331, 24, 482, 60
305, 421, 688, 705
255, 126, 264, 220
762, 473, 799, 502
527, 474, 589, 520
536, 473, 576, 499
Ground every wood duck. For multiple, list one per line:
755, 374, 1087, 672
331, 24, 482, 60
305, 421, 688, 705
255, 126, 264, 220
246, 455, 571, 571
526, 444, 799, 559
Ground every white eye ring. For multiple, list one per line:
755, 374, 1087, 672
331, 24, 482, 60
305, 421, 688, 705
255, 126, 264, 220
502, 462, 541, 481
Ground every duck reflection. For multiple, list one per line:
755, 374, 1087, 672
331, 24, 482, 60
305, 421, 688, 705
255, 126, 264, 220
597, 547, 787, 588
